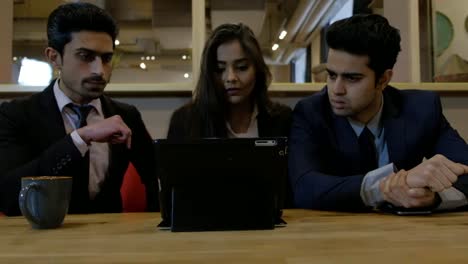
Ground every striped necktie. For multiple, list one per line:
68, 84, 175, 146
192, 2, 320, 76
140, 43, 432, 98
68, 104, 94, 128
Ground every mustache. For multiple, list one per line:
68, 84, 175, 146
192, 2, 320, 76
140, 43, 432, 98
82, 76, 107, 83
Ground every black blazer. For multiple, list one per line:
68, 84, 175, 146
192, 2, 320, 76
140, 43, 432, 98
167, 102, 293, 139
0, 82, 159, 215
289, 86, 468, 211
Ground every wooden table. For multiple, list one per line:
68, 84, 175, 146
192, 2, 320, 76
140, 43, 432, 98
0, 209, 467, 263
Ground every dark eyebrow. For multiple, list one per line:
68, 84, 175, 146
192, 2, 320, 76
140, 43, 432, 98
326, 69, 336, 75
75, 48, 113, 56
342, 73, 364, 79
326, 68, 363, 78
217, 58, 249, 64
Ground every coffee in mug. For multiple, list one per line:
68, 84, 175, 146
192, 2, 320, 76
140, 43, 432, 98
18, 176, 72, 229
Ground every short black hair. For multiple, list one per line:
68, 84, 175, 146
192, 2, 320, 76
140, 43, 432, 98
47, 2, 118, 55
326, 14, 401, 78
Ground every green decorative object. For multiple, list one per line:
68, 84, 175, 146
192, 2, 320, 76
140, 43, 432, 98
435, 11, 454, 57
465, 15, 468, 33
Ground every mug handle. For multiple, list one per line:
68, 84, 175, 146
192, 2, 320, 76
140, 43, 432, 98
18, 182, 41, 225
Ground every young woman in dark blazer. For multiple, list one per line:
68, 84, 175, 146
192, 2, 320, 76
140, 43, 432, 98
167, 23, 292, 140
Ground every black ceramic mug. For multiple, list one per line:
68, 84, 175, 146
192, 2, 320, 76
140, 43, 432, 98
18, 176, 72, 229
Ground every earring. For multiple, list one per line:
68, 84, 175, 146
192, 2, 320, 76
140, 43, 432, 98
55, 69, 61, 78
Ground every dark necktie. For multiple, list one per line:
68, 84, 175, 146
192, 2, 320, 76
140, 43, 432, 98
358, 126, 378, 173
67, 104, 94, 211
69, 104, 94, 128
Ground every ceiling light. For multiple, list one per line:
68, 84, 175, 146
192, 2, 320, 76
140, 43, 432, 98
139, 62, 147, 70
151, 56, 155, 61
13, 57, 17, 61
279, 30, 287, 40
114, 39, 120, 46
146, 56, 150, 60
182, 55, 187, 60
141, 56, 145, 60
272, 44, 279, 51
184, 73, 189, 78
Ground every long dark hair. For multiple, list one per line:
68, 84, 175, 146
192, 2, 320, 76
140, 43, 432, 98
189, 23, 273, 138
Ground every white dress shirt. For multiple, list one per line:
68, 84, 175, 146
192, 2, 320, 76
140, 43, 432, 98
53, 80, 109, 199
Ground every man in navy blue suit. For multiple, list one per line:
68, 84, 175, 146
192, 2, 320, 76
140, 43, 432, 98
289, 14, 468, 212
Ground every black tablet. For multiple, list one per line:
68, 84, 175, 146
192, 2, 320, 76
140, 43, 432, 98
154, 137, 288, 231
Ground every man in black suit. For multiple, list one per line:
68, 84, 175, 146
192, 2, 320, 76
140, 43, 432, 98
0, 2, 158, 215
289, 14, 468, 212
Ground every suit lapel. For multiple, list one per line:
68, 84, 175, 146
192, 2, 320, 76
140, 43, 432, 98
37, 82, 67, 146
99, 96, 127, 179
321, 87, 363, 174
99, 95, 115, 119
331, 114, 363, 173
38, 82, 92, 210
382, 87, 406, 167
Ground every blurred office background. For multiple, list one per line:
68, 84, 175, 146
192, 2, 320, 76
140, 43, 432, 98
6, 0, 466, 85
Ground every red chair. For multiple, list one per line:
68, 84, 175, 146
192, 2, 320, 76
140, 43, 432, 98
120, 163, 147, 212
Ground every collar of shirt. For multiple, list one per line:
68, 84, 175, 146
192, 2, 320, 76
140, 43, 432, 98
53, 79, 103, 117
348, 96, 384, 138
226, 104, 259, 138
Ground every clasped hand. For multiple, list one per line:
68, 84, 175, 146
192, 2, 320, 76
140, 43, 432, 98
76, 115, 132, 148
380, 154, 468, 208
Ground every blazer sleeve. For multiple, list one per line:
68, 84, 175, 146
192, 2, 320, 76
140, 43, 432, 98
0, 102, 82, 215
125, 105, 160, 212
288, 100, 366, 211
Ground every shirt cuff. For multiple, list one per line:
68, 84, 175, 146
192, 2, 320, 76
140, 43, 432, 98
70, 130, 89, 157
360, 163, 396, 207
436, 187, 468, 210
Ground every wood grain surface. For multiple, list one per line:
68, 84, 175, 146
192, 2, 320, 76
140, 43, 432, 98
0, 209, 466, 263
